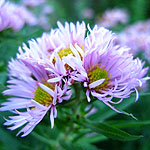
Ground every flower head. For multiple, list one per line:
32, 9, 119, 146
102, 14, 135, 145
70, 25, 149, 112
0, 59, 71, 137
17, 21, 86, 84
0, 0, 37, 31
116, 20, 150, 62
97, 8, 129, 28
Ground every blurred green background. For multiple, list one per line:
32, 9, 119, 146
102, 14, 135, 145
0, 0, 150, 150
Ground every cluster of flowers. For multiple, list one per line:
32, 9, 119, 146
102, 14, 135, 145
0, 21, 149, 137
116, 20, 150, 62
22, 0, 54, 31
97, 8, 129, 28
0, 0, 37, 31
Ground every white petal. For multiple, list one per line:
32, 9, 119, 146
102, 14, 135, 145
48, 76, 62, 83
86, 90, 91, 102
50, 107, 54, 128
70, 44, 81, 60
134, 88, 139, 102
39, 83, 54, 97
89, 79, 105, 89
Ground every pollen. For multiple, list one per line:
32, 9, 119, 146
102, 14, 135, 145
88, 66, 110, 90
34, 83, 55, 106
53, 46, 84, 70
58, 48, 73, 59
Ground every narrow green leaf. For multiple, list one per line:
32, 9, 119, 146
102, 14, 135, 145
79, 134, 107, 143
108, 120, 150, 128
78, 120, 142, 141
73, 128, 107, 143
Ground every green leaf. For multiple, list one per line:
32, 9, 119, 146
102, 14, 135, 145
78, 120, 142, 141
72, 128, 107, 143
107, 120, 150, 129
79, 134, 107, 143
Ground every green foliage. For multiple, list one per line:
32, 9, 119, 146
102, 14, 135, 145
78, 120, 142, 141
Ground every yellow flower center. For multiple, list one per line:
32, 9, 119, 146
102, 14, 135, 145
53, 46, 84, 70
34, 83, 55, 106
88, 66, 110, 90
58, 48, 73, 59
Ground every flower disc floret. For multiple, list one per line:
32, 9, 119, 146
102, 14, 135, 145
88, 66, 110, 90
58, 48, 73, 59
58, 46, 84, 60
34, 83, 55, 106
52, 46, 84, 71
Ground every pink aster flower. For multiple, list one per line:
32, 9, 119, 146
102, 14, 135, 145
68, 25, 149, 113
17, 21, 86, 84
15, 5, 38, 26
116, 20, 150, 62
97, 8, 129, 28
0, 0, 12, 31
0, 59, 71, 137
0, 0, 37, 31
17, 21, 86, 61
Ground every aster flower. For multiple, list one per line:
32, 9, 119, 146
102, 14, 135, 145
17, 21, 86, 61
0, 59, 71, 137
17, 21, 86, 84
116, 20, 150, 62
97, 8, 129, 28
16, 5, 38, 27
0, 0, 37, 31
0, 0, 12, 31
68, 25, 149, 113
